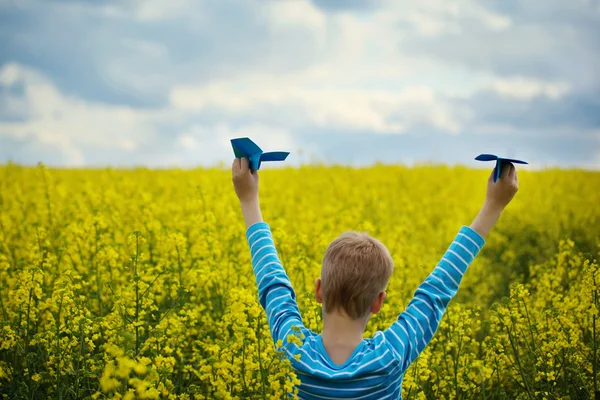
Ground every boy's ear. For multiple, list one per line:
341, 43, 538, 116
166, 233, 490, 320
370, 291, 387, 314
315, 278, 323, 304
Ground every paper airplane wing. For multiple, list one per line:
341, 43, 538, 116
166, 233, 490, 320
499, 157, 528, 165
493, 160, 503, 183
494, 157, 528, 183
230, 137, 290, 170
248, 155, 262, 171
231, 137, 263, 159
260, 151, 290, 162
475, 154, 498, 162
475, 154, 528, 183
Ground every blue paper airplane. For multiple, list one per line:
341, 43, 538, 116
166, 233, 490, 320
230, 137, 290, 170
475, 154, 528, 183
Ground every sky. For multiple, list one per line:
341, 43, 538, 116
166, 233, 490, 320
0, 0, 599, 169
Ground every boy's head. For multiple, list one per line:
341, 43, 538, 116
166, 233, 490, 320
315, 231, 394, 320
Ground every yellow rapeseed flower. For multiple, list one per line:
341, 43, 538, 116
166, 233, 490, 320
0, 164, 598, 398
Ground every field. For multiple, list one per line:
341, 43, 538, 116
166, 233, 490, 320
0, 163, 599, 399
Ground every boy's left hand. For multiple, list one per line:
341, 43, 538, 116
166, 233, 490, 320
232, 157, 259, 204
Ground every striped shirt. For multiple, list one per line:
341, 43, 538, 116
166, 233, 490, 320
246, 222, 485, 399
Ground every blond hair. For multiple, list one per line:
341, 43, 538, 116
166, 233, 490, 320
321, 231, 394, 319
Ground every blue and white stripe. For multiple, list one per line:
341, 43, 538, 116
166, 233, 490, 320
246, 222, 485, 399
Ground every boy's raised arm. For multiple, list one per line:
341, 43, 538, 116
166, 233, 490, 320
383, 164, 519, 370
232, 158, 305, 347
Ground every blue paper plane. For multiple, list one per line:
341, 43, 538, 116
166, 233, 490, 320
475, 154, 528, 183
230, 137, 290, 170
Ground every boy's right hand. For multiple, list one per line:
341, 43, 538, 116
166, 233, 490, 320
470, 163, 519, 239
232, 157, 263, 228
484, 162, 519, 212
232, 157, 259, 204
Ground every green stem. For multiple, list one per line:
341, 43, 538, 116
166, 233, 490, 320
0, 275, 8, 321
240, 336, 248, 394
256, 316, 266, 399
506, 325, 535, 399
448, 308, 459, 398
24, 269, 37, 397
562, 347, 567, 396
24, 270, 35, 351
94, 222, 103, 316
593, 282, 598, 399
176, 244, 182, 290
41, 166, 54, 235
521, 298, 537, 354
140, 271, 165, 300
134, 232, 140, 356
56, 291, 64, 400
74, 320, 85, 399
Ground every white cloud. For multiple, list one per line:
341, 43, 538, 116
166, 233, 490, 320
0, 63, 22, 86
0, 63, 300, 167
1, 0, 598, 168
475, 124, 518, 135
151, 0, 525, 135
590, 152, 600, 169
267, 0, 326, 31
489, 77, 570, 100
177, 124, 296, 163
117, 138, 137, 151
169, 80, 464, 133
99, 0, 207, 22
378, 0, 512, 36
0, 64, 162, 164
178, 134, 199, 149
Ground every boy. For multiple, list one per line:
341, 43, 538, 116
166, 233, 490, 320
232, 158, 519, 399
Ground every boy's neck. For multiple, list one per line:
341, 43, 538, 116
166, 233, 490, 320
321, 312, 369, 365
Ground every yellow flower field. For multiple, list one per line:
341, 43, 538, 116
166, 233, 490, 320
0, 163, 599, 399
